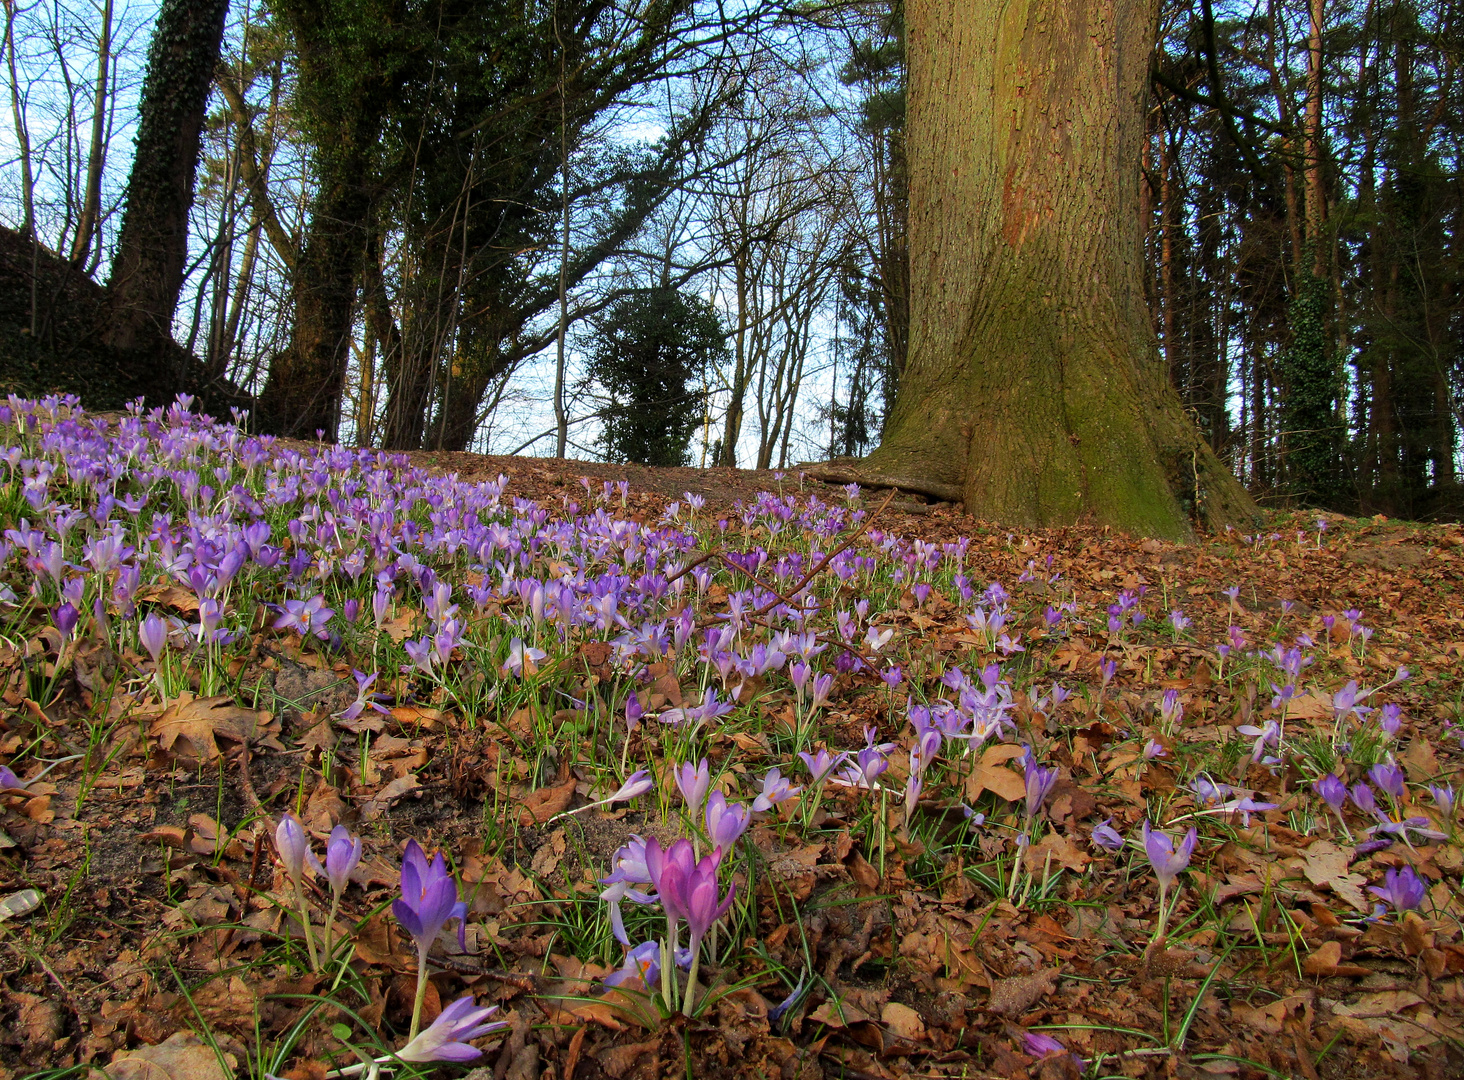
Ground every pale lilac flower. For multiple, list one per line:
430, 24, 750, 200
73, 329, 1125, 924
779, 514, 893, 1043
1369, 763, 1406, 802
275, 594, 333, 637
500, 637, 547, 677
1020, 746, 1058, 822
139, 612, 168, 663
1024, 1031, 1067, 1058
705, 790, 750, 848
396, 995, 507, 1062
393, 840, 468, 957
798, 748, 846, 785
1141, 819, 1197, 892
1379, 704, 1403, 736
1313, 774, 1348, 816
752, 768, 801, 813
604, 941, 661, 988
1091, 818, 1125, 852
675, 758, 711, 816
1236, 720, 1280, 763
306, 825, 362, 897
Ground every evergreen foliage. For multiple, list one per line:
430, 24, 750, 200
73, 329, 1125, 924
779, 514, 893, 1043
588, 288, 725, 467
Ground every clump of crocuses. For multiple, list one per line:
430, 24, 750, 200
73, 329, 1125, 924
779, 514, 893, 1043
644, 837, 735, 1015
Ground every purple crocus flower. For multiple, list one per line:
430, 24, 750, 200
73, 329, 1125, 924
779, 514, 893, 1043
1024, 1031, 1067, 1057
752, 767, 801, 813
1090, 818, 1125, 852
275, 594, 333, 638
1379, 703, 1403, 736
393, 840, 468, 956
1369, 763, 1406, 802
395, 839, 469, 1039
53, 602, 78, 638
798, 748, 846, 784
1314, 774, 1348, 815
705, 790, 750, 848
1141, 818, 1196, 948
275, 812, 309, 888
1142, 819, 1197, 892
604, 941, 661, 988
0, 765, 26, 791
1021, 746, 1058, 822
500, 637, 547, 677
307, 824, 362, 898
396, 995, 507, 1062
645, 837, 735, 1015
675, 758, 711, 816
1351, 783, 1378, 817
305, 824, 362, 957
599, 835, 655, 945
139, 612, 168, 663
1368, 866, 1426, 916
275, 812, 320, 969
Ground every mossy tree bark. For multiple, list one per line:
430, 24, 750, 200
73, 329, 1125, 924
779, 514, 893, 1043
255, 0, 402, 440
102, 0, 229, 368
854, 0, 1257, 539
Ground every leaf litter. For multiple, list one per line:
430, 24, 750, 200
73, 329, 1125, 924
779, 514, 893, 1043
0, 398, 1459, 1079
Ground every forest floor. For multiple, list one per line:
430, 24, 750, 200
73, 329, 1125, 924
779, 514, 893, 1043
1, 402, 1463, 1080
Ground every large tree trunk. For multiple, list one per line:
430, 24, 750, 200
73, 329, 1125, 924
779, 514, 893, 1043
102, 0, 229, 363
830, 0, 1255, 538
254, 1, 398, 440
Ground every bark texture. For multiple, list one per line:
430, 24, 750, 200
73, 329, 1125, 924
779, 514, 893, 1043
852, 0, 1257, 538
102, 0, 229, 361
254, 1, 402, 439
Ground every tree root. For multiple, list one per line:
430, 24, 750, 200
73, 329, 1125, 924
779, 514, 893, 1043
799, 457, 965, 504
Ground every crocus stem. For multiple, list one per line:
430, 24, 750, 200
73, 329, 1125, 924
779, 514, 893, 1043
293, 879, 320, 970
682, 938, 702, 1017
545, 796, 616, 825
323, 892, 341, 960
1153, 880, 1170, 947
409, 946, 430, 1041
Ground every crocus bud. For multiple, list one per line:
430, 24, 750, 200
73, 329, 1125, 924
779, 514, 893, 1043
275, 812, 309, 886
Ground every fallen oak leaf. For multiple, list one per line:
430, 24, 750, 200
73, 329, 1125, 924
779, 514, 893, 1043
986, 967, 1058, 1017
964, 744, 1027, 803
150, 695, 269, 765
90, 1031, 237, 1080
518, 774, 578, 825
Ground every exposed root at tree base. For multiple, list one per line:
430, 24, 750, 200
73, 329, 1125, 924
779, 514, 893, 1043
800, 457, 965, 505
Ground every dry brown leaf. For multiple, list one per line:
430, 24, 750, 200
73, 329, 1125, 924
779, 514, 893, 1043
518, 774, 578, 825
92, 1031, 237, 1080
986, 967, 1058, 1017
964, 744, 1026, 802
135, 584, 201, 614
1023, 830, 1091, 873
150, 695, 267, 764
597, 1039, 660, 1079
880, 1001, 925, 1041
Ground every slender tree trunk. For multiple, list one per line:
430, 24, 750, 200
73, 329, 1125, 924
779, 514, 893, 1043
846, 0, 1255, 537
102, 0, 230, 361
552, 7, 570, 458
3, 0, 34, 242
1305, 0, 1326, 275
718, 256, 751, 467
69, 0, 111, 268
